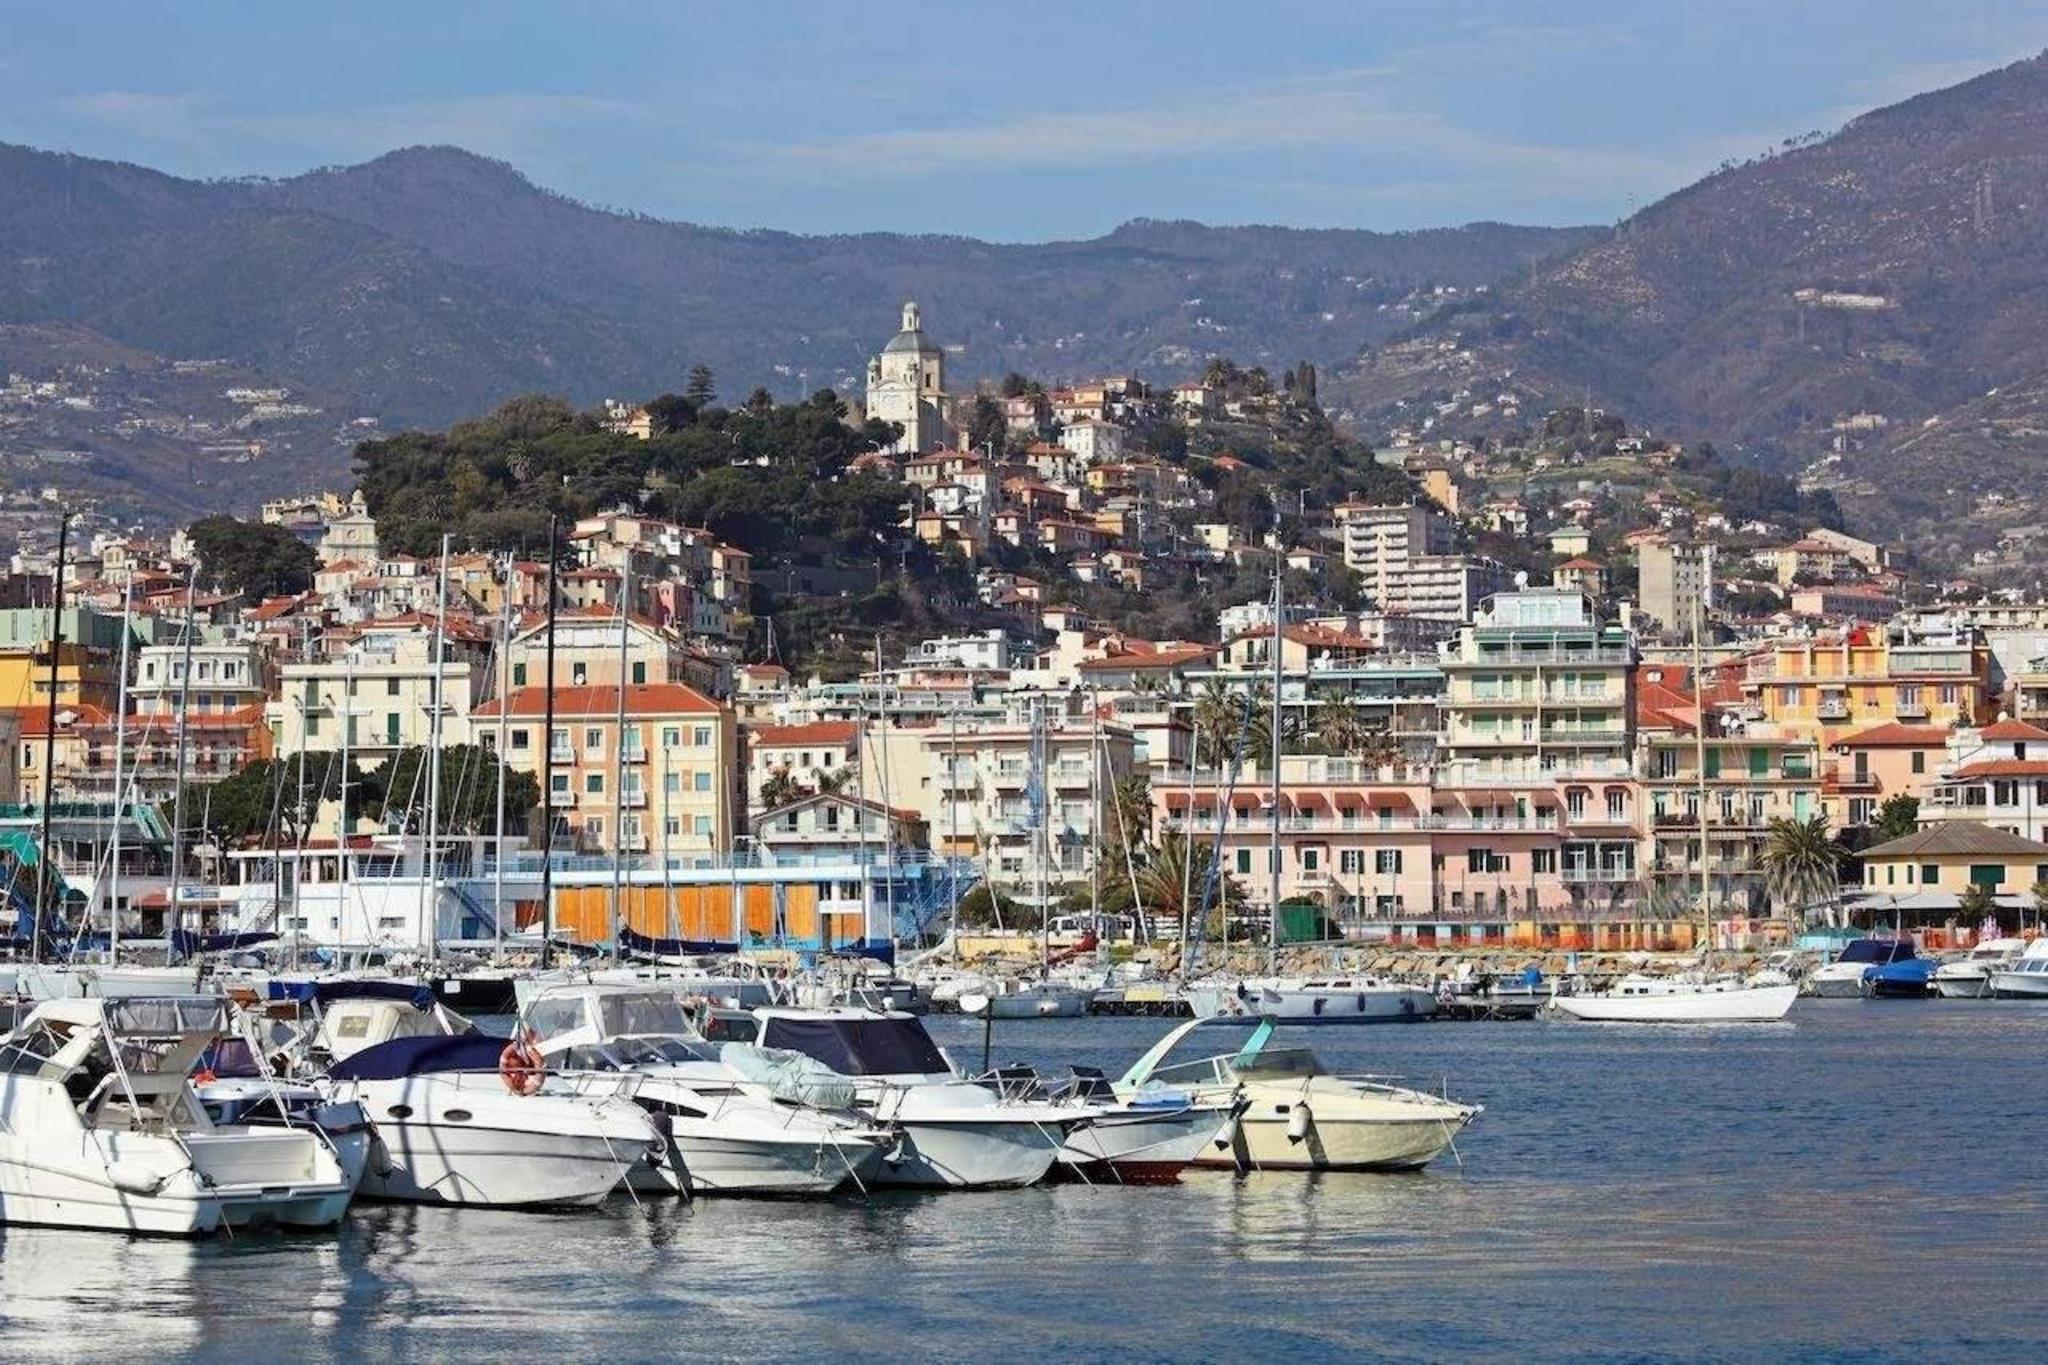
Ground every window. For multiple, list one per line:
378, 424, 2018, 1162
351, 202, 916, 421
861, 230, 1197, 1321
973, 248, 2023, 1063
693, 726, 713, 747
510, 728, 530, 750
1532, 849, 1557, 874
664, 772, 681, 794
385, 714, 400, 743
512, 663, 527, 687
631, 661, 647, 685
1605, 790, 1625, 820
665, 816, 681, 837
1566, 790, 1586, 819
662, 727, 681, 748
693, 815, 712, 836
695, 771, 711, 792
1919, 863, 1938, 885
1968, 864, 2005, 888
1236, 849, 1252, 875
1994, 780, 2020, 807
1375, 849, 1402, 874
584, 727, 604, 754
550, 773, 570, 795
571, 663, 588, 686
1911, 751, 1925, 775
1301, 848, 1320, 872
585, 773, 604, 794
584, 816, 604, 842
386, 678, 400, 697
1338, 849, 1363, 874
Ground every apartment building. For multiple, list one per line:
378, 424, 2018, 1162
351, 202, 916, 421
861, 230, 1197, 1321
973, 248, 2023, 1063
1824, 722, 1951, 828
1740, 624, 1991, 748
1920, 718, 2048, 842
1637, 540, 1713, 633
270, 621, 489, 769
475, 683, 736, 858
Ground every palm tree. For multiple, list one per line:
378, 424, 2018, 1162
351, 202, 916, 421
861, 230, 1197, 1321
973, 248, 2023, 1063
814, 766, 852, 797
1312, 695, 1367, 756
1191, 679, 1242, 769
1761, 815, 1843, 926
1137, 831, 1246, 939
759, 770, 805, 811
1104, 773, 1151, 850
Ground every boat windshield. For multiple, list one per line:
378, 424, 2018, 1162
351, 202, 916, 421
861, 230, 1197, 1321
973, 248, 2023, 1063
1231, 1046, 1324, 1079
613, 1036, 716, 1066
758, 1017, 949, 1077
598, 992, 695, 1040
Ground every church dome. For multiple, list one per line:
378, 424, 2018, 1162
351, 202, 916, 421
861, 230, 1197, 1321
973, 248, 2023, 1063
881, 300, 942, 357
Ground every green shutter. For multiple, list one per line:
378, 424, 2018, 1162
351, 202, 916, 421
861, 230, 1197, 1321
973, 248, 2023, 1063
1969, 864, 2005, 888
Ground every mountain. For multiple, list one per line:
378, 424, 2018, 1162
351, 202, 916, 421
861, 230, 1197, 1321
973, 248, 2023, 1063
0, 141, 1596, 447
1325, 50, 2048, 556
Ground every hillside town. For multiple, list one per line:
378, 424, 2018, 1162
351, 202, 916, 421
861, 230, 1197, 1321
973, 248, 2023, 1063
0, 302, 2043, 961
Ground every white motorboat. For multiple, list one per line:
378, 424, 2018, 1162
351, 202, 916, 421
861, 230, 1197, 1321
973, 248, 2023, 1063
519, 984, 892, 1196
1548, 973, 1799, 1023
1117, 1017, 1478, 1172
1030, 1072, 1233, 1183
742, 1007, 1082, 1188
1933, 939, 2027, 999
1989, 939, 2048, 998
1184, 975, 1437, 1025
323, 1034, 662, 1206
1805, 938, 1920, 998
983, 981, 1095, 1019
0, 997, 356, 1234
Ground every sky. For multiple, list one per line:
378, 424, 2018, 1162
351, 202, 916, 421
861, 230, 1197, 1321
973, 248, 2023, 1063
4, 2, 2048, 240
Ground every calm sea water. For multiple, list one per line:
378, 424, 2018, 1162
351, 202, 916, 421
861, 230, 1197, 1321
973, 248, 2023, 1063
2, 1002, 2045, 1363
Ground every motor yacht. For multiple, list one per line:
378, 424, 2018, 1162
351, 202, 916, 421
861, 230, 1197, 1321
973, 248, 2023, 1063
0, 997, 356, 1234
1116, 1017, 1478, 1171
991, 1067, 1233, 1183
736, 1007, 1082, 1189
1989, 939, 2048, 998
1548, 973, 1798, 1023
1805, 938, 1920, 997
518, 983, 891, 1196
1934, 939, 2027, 998
1183, 975, 1437, 1025
323, 1034, 662, 1206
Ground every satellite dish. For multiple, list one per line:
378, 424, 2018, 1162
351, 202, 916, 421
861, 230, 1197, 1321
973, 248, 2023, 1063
1514, 570, 1530, 589
958, 991, 991, 1017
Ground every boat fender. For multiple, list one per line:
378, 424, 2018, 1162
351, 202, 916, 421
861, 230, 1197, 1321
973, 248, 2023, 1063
1400, 996, 1415, 1017
499, 1032, 545, 1097
1213, 1114, 1240, 1152
369, 1135, 395, 1178
106, 1162, 172, 1196
1312, 997, 1325, 1017
1286, 1103, 1312, 1144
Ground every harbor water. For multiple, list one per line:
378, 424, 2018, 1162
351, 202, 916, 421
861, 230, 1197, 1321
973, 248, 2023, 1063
2, 1001, 2045, 1362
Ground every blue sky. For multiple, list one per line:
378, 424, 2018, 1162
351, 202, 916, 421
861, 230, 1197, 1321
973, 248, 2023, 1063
4, 2, 2047, 239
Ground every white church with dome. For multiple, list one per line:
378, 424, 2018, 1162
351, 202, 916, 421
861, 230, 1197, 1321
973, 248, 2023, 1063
864, 300, 954, 454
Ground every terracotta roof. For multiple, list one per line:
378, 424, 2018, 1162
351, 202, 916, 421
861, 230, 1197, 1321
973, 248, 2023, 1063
1978, 718, 2048, 742
1077, 645, 1217, 672
1949, 759, 2048, 779
1833, 723, 1951, 749
1556, 556, 1605, 571
749, 720, 858, 747
1861, 821, 2048, 860
474, 684, 723, 719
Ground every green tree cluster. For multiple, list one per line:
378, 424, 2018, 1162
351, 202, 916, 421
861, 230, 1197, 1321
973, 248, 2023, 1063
187, 516, 318, 600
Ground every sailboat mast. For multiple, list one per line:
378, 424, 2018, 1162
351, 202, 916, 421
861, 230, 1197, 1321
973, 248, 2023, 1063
539, 515, 560, 970
609, 550, 631, 963
32, 512, 68, 966
1692, 593, 1712, 952
165, 563, 197, 953
424, 534, 449, 963
108, 571, 133, 962
1034, 696, 1049, 980
492, 562, 511, 957
1268, 526, 1283, 972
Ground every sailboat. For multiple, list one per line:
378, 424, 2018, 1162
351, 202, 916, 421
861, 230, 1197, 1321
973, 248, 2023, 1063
1182, 531, 1436, 1026
985, 697, 1092, 1019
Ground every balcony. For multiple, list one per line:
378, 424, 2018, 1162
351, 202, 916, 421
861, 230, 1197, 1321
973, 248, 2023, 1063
1050, 764, 1093, 789
1894, 697, 1928, 719
1540, 727, 1628, 745
621, 790, 648, 809
545, 790, 579, 808
1561, 866, 1636, 885
990, 766, 1030, 789
548, 747, 576, 765
619, 747, 650, 765
1816, 699, 1850, 720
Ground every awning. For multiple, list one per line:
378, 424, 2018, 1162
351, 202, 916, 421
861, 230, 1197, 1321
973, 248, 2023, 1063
1291, 792, 1329, 811
1230, 792, 1266, 810
1366, 792, 1415, 809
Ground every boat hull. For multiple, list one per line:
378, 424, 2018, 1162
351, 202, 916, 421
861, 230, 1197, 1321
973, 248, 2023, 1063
1189, 1112, 1465, 1172
630, 1131, 884, 1197
1803, 973, 1868, 998
986, 989, 1093, 1019
874, 1119, 1063, 1189
1057, 1106, 1227, 1183
1184, 984, 1436, 1024
1933, 970, 1994, 999
359, 1121, 649, 1206
0, 1141, 351, 1235
1550, 984, 1798, 1023
1988, 971, 2048, 999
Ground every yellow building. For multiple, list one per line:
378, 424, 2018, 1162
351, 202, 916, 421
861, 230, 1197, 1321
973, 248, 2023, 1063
475, 683, 737, 859
1740, 628, 1990, 749
1856, 822, 2048, 902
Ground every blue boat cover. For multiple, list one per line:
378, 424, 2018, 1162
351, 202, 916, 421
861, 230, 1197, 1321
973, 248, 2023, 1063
312, 980, 436, 1010
1837, 938, 1917, 965
326, 1033, 509, 1081
170, 930, 278, 961
620, 926, 736, 956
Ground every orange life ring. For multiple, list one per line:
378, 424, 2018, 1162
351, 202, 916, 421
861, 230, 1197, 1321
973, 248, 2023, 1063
499, 1033, 544, 1096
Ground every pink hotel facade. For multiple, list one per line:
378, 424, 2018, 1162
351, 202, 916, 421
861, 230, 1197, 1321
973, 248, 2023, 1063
1153, 590, 1674, 947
